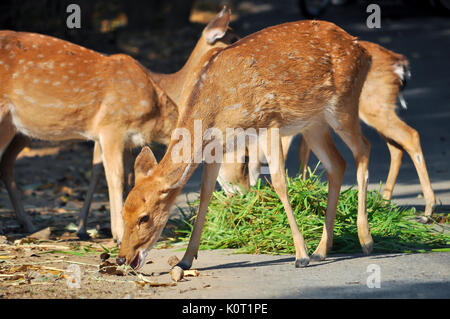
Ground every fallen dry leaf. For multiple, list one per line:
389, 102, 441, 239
28, 227, 51, 240
99, 261, 125, 276
14, 237, 40, 245
58, 186, 74, 196
135, 280, 176, 288
100, 252, 110, 262
183, 269, 200, 277
0, 255, 15, 260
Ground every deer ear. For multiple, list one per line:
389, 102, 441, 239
134, 146, 158, 184
204, 6, 231, 44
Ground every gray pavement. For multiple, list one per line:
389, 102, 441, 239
142, 247, 450, 298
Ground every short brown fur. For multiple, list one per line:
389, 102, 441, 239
118, 20, 373, 270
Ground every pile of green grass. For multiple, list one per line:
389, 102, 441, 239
172, 169, 449, 255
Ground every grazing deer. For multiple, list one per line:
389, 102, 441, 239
297, 41, 436, 218
117, 20, 373, 270
76, 8, 237, 239
0, 7, 234, 241
220, 41, 436, 218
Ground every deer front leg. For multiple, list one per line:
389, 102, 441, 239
99, 133, 125, 242
77, 142, 103, 240
177, 162, 221, 270
259, 129, 309, 267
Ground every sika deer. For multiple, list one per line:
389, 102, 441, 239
0, 32, 176, 241
0, 7, 234, 241
297, 41, 436, 218
76, 8, 237, 239
222, 41, 436, 218
117, 20, 372, 270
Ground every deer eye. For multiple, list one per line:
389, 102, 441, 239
138, 215, 149, 225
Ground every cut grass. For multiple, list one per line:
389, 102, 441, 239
170, 170, 450, 255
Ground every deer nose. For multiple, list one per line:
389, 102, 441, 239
116, 257, 126, 265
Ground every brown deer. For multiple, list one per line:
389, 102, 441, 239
76, 8, 237, 239
219, 41, 436, 219
117, 20, 373, 270
0, 8, 234, 241
297, 41, 436, 218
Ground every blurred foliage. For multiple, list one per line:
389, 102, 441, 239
0, 0, 195, 37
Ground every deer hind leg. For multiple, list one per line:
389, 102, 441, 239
281, 135, 294, 160
302, 125, 346, 261
0, 134, 36, 233
217, 161, 249, 195
0, 105, 15, 159
77, 142, 103, 240
298, 136, 311, 181
247, 137, 264, 187
248, 135, 294, 187
259, 129, 309, 267
327, 110, 373, 255
365, 111, 436, 217
178, 162, 221, 270
0, 106, 36, 232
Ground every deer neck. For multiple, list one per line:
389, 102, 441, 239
148, 38, 216, 106
144, 74, 180, 145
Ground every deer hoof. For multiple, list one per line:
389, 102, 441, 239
176, 261, 192, 270
361, 241, 374, 255
310, 253, 325, 262
295, 257, 310, 268
77, 231, 91, 241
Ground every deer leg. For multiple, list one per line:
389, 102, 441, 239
99, 133, 125, 242
281, 135, 294, 160
329, 114, 373, 255
217, 161, 249, 195
368, 113, 436, 216
0, 134, 36, 233
77, 142, 103, 240
260, 129, 309, 267
0, 106, 15, 160
177, 162, 221, 270
303, 126, 346, 261
381, 139, 403, 201
123, 147, 134, 195
298, 136, 311, 181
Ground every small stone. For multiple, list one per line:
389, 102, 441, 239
170, 266, 184, 282
167, 255, 180, 267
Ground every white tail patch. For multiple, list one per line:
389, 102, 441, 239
393, 64, 405, 81
398, 92, 408, 109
